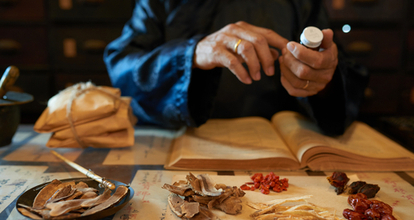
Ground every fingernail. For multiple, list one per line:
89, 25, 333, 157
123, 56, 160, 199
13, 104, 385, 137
255, 72, 261, 80
287, 42, 295, 53
267, 66, 274, 76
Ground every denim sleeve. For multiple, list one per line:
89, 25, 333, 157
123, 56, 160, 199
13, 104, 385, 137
103, 0, 207, 129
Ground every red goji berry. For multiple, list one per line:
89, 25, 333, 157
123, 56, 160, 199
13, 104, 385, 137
240, 184, 251, 190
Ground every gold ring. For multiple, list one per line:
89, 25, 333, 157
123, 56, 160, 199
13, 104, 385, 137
234, 39, 242, 53
302, 80, 310, 89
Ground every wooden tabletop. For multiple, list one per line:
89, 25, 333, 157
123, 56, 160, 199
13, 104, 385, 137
1, 125, 414, 220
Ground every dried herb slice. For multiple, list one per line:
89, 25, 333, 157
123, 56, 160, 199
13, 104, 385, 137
81, 185, 129, 216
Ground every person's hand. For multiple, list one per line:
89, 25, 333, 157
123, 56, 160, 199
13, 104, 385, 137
279, 29, 338, 97
193, 21, 289, 84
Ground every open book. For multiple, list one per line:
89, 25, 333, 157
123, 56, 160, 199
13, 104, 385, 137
165, 111, 414, 171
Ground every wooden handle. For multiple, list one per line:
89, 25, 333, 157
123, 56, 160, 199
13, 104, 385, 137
0, 66, 19, 98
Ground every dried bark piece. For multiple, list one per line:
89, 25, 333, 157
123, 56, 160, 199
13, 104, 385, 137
162, 183, 193, 197
74, 181, 98, 193
33, 179, 62, 209
79, 191, 98, 199
18, 204, 52, 219
46, 188, 112, 217
167, 193, 185, 217
192, 194, 215, 205
64, 190, 83, 201
197, 174, 223, 197
186, 173, 204, 196
214, 197, 242, 215
163, 173, 246, 219
232, 186, 246, 198
81, 185, 129, 216
181, 202, 200, 218
190, 206, 218, 220
47, 213, 82, 219
48, 185, 76, 203
80, 188, 112, 207
17, 207, 42, 219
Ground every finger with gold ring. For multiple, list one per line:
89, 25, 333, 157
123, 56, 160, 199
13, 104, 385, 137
302, 80, 310, 89
234, 39, 242, 53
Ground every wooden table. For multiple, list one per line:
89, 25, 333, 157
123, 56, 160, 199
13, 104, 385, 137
1, 125, 414, 220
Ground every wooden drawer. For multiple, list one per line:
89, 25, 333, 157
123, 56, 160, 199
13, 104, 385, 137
0, 0, 45, 22
0, 27, 48, 69
48, 0, 133, 22
399, 74, 414, 115
50, 27, 122, 70
334, 29, 402, 70
407, 30, 414, 70
54, 71, 112, 93
324, 0, 405, 22
359, 74, 401, 114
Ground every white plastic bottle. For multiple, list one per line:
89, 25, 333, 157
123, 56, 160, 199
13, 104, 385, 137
300, 26, 323, 51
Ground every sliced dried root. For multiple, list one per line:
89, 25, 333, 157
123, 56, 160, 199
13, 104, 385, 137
248, 195, 341, 220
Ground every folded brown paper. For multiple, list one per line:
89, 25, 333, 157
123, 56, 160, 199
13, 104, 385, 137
34, 82, 137, 148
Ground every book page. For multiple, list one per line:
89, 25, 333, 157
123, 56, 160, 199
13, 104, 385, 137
271, 111, 414, 163
271, 111, 328, 162
168, 117, 297, 163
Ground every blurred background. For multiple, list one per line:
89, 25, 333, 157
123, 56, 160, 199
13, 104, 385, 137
1, 0, 414, 146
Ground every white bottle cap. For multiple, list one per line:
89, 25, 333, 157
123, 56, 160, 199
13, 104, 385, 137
300, 26, 323, 48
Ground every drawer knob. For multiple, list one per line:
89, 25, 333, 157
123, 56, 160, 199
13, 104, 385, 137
0, 39, 21, 54
83, 39, 107, 53
346, 41, 372, 55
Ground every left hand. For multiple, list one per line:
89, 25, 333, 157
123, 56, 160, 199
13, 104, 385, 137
279, 28, 338, 97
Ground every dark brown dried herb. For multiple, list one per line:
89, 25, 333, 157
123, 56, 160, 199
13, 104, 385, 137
327, 172, 350, 195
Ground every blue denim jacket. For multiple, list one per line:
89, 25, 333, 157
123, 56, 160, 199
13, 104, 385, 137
104, 0, 369, 135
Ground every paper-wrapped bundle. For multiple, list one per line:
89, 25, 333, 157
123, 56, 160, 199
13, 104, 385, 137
34, 82, 137, 148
